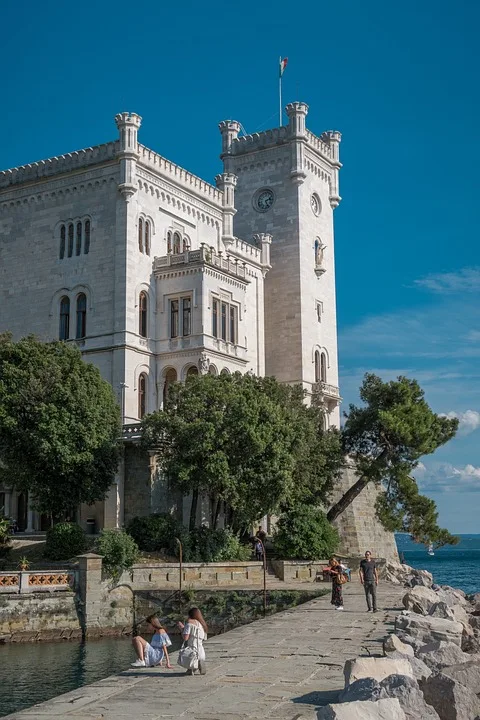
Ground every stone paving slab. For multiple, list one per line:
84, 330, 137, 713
5, 582, 404, 720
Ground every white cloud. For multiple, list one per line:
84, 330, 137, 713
440, 410, 480, 435
414, 267, 480, 294
414, 462, 480, 493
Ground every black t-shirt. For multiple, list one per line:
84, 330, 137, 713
360, 559, 377, 582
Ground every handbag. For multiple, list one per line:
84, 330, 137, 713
177, 641, 198, 669
338, 572, 348, 585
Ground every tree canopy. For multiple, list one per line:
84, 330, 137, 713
0, 333, 120, 517
327, 373, 459, 546
141, 372, 343, 530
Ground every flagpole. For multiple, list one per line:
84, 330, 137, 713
279, 56, 282, 126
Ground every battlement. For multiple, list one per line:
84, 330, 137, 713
137, 145, 222, 206
227, 125, 335, 163
0, 142, 118, 191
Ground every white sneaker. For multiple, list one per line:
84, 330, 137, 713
335, 606, 344, 611
131, 659, 146, 667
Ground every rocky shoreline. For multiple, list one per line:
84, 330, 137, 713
317, 561, 480, 719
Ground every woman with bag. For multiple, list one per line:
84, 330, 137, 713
177, 607, 208, 676
327, 557, 346, 611
131, 615, 173, 668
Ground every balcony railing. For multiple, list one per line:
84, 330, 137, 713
313, 381, 340, 399
154, 245, 248, 281
0, 571, 75, 594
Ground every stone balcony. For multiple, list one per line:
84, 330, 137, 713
313, 381, 341, 401
154, 245, 249, 282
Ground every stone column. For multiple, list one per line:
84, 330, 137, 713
77, 553, 105, 637
26, 494, 35, 533
3, 489, 11, 517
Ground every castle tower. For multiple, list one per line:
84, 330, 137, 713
219, 103, 341, 426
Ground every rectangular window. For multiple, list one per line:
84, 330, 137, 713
221, 302, 227, 341
229, 306, 237, 345
182, 297, 191, 336
212, 299, 219, 338
170, 299, 179, 338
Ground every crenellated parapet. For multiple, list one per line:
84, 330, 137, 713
0, 143, 118, 192
138, 145, 222, 206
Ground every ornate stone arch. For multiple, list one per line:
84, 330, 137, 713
134, 282, 154, 337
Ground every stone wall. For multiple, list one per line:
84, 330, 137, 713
332, 464, 399, 562
0, 592, 81, 641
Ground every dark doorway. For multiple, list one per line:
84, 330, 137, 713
17, 493, 27, 531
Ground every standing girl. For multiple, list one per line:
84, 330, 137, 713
178, 607, 208, 676
131, 615, 173, 668
327, 557, 345, 611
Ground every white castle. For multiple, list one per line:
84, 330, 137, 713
0, 104, 343, 535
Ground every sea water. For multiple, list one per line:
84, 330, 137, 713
396, 533, 480, 595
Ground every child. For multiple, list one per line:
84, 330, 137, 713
131, 615, 173, 668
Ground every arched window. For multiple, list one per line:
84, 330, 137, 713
84, 219, 91, 254
139, 292, 148, 338
59, 296, 70, 340
59, 225, 66, 259
186, 366, 198, 379
167, 231, 172, 254
173, 232, 181, 254
320, 352, 327, 383
76, 293, 87, 339
67, 223, 74, 258
163, 368, 177, 406
183, 236, 190, 252
314, 351, 320, 383
76, 222, 82, 256
138, 373, 147, 419
145, 221, 150, 255
220, 368, 231, 376
138, 218, 144, 253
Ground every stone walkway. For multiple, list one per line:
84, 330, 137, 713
6, 582, 404, 720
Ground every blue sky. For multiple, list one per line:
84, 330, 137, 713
2, 0, 479, 532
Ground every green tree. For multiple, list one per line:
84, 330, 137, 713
0, 333, 120, 518
326, 374, 459, 546
273, 506, 339, 561
141, 372, 342, 531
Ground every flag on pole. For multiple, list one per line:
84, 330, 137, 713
279, 57, 288, 77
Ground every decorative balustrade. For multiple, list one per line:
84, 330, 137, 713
154, 245, 248, 281
121, 423, 144, 441
0, 571, 74, 594
313, 381, 340, 399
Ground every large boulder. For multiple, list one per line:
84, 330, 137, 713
439, 586, 469, 607
469, 615, 480, 631
395, 614, 463, 647
378, 674, 440, 720
384, 634, 414, 657
442, 659, 480, 694
380, 562, 433, 588
403, 586, 439, 615
428, 602, 456, 620
317, 698, 406, 720
417, 641, 474, 670
344, 657, 414, 686
339, 675, 439, 720
422, 672, 480, 720
407, 655, 432, 682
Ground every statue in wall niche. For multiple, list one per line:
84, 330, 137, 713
198, 352, 210, 375
315, 238, 326, 267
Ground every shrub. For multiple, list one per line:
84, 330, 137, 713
96, 529, 139, 580
44, 522, 87, 561
273, 505, 339, 561
188, 526, 251, 563
126, 513, 189, 558
0, 517, 12, 563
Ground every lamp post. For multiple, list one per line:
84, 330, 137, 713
176, 537, 183, 601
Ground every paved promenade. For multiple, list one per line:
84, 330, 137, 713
7, 581, 404, 720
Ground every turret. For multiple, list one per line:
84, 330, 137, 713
286, 102, 309, 185
219, 120, 241, 172
253, 233, 272, 277
215, 172, 237, 250
115, 112, 142, 201
322, 130, 342, 208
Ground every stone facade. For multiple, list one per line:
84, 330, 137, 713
0, 104, 397, 560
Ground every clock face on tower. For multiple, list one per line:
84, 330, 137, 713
311, 193, 321, 216
254, 189, 275, 212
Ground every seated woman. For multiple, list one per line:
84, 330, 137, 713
131, 614, 172, 668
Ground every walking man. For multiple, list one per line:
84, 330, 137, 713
359, 551, 378, 612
